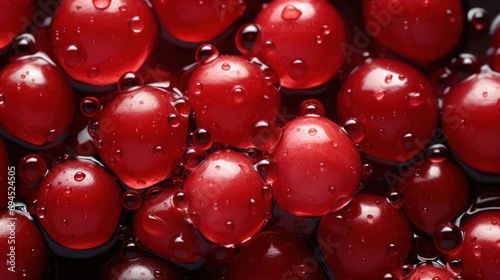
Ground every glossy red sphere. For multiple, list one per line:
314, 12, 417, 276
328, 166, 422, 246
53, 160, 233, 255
337, 58, 439, 162
406, 264, 454, 280
100, 256, 183, 280
49, 0, 158, 85
362, 0, 464, 62
0, 0, 35, 49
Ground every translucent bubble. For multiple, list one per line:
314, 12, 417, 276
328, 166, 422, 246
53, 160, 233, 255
86, 66, 101, 79
173, 191, 187, 209
122, 190, 141, 210
225, 220, 235, 232
407, 92, 425, 107
385, 74, 393, 84
118, 71, 144, 93
386, 190, 404, 209
168, 233, 194, 260
342, 118, 366, 144
62, 44, 86, 68
254, 157, 279, 184
183, 147, 207, 170
427, 145, 448, 163
249, 120, 282, 151
195, 44, 219, 65
433, 223, 463, 254
281, 5, 302, 20
300, 99, 325, 117
120, 240, 144, 259
235, 24, 259, 53
37, 206, 46, 219
399, 133, 415, 151
261, 184, 273, 200
80, 97, 101, 117
18, 154, 47, 185
387, 243, 399, 257
167, 114, 181, 127
374, 91, 385, 101
93, 0, 111, 10
446, 259, 463, 276
0, 93, 5, 105
221, 62, 231, 71
263, 41, 275, 53
468, 8, 489, 31
153, 146, 166, 157
287, 59, 308, 81
115, 225, 131, 240
129, 16, 144, 33
173, 98, 191, 117
231, 87, 245, 103
74, 171, 86, 182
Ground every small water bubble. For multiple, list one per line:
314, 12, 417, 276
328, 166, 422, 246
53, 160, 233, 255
468, 8, 489, 31
167, 114, 181, 128
287, 59, 308, 81
427, 145, 448, 163
129, 16, 144, 33
446, 259, 463, 276
80, 97, 101, 117
263, 40, 275, 53
123, 190, 141, 210
254, 158, 279, 184
261, 184, 273, 200
63, 44, 86, 68
285, 188, 292, 198
248, 198, 257, 213
196, 44, 219, 65
120, 240, 144, 259
342, 118, 366, 144
0, 93, 5, 105
374, 91, 385, 101
37, 207, 46, 218
387, 243, 398, 257
86, 66, 100, 79
472, 244, 482, 257
433, 223, 463, 254
118, 5, 127, 12
446, 9, 456, 23
362, 163, 372, 180
249, 120, 282, 151
322, 25, 332, 35
221, 62, 231, 71
300, 99, 325, 117
315, 35, 322, 44
399, 133, 415, 151
385, 74, 393, 84
281, 5, 302, 20
18, 154, 47, 185
137, 179, 146, 186
183, 147, 207, 170
93, 0, 111, 10
152, 146, 166, 157
74, 171, 86, 181
225, 220, 235, 232
118, 71, 144, 92
407, 92, 425, 106
45, 129, 57, 142
308, 128, 317, 136
231, 87, 245, 103
235, 24, 259, 53
173, 191, 187, 209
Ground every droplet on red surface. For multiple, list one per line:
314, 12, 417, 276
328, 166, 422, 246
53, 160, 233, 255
118, 72, 144, 93
168, 233, 194, 260
342, 118, 366, 144
299, 99, 325, 117
92, 0, 111, 10
281, 5, 302, 20
80, 97, 102, 118
254, 157, 279, 184
129, 16, 144, 33
399, 133, 415, 151
63, 44, 86, 68
433, 223, 463, 254
196, 44, 219, 65
120, 240, 144, 259
183, 147, 207, 170
249, 120, 282, 151
74, 171, 86, 182
123, 190, 141, 210
386, 190, 404, 209
427, 145, 448, 163
235, 24, 259, 54
18, 154, 47, 185
287, 59, 308, 81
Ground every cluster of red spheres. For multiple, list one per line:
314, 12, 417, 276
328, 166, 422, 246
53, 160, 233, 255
0, 0, 499, 279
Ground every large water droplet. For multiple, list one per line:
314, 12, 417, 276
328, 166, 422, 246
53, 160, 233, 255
18, 154, 47, 185
196, 44, 219, 65
123, 190, 141, 210
118, 71, 144, 93
173, 191, 187, 209
386, 190, 404, 209
249, 120, 282, 151
300, 99, 325, 117
183, 147, 206, 170
433, 223, 463, 254
287, 59, 308, 81
399, 133, 415, 151
129, 16, 144, 33
80, 97, 101, 117
235, 23, 259, 53
407, 92, 425, 106
281, 5, 302, 20
63, 44, 86, 68
93, 0, 111, 10
86, 66, 100, 79
427, 145, 448, 163
446, 259, 463, 276
169, 233, 194, 260
120, 240, 144, 259
167, 114, 181, 127
468, 8, 489, 31
254, 158, 279, 184
74, 171, 86, 181
342, 118, 366, 144
173, 98, 191, 117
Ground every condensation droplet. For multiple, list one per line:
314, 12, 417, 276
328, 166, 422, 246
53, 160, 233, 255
407, 92, 425, 106
308, 128, 317, 136
129, 16, 144, 33
118, 71, 144, 93
74, 171, 86, 181
386, 190, 404, 209
385, 74, 393, 84
281, 5, 302, 20
86, 66, 100, 79
433, 223, 463, 254
93, 0, 111, 10
263, 41, 275, 53
63, 44, 86, 68
231, 87, 245, 103
221, 62, 231, 71
399, 133, 415, 151
387, 243, 398, 257
299, 99, 325, 116
225, 220, 235, 232
167, 114, 181, 127
153, 146, 166, 157
287, 59, 308, 81
196, 44, 219, 65
342, 118, 366, 144
374, 91, 385, 101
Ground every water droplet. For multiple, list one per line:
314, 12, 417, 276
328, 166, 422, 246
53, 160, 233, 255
403, 20, 410, 30
422, 206, 429, 213
65, 186, 72, 194
62, 219, 68, 227
362, 163, 372, 180
308, 128, 317, 136
154, 270, 164, 279
407, 92, 425, 106
183, 147, 206, 170
468, 8, 489, 31
118, 5, 127, 12
473, 244, 482, 257
93, 0, 111, 10
433, 223, 463, 254
37, 207, 46, 218
446, 259, 463, 275
281, 5, 302, 20
74, 171, 86, 181
129, 16, 144, 33
386, 190, 404, 209
0, 93, 5, 105
254, 158, 279, 184
221, 62, 231, 71
285, 188, 292, 198
287, 59, 308, 81
374, 91, 385, 101
322, 25, 332, 35
80, 97, 101, 117
86, 66, 100, 79
123, 190, 141, 210
63, 44, 86, 68
299, 99, 325, 116
231, 87, 245, 103
387, 243, 398, 257
328, 185, 336, 193
196, 44, 219, 65
168, 233, 194, 260
248, 198, 257, 213
225, 220, 235, 232
446, 9, 456, 23
250, 120, 282, 151
427, 145, 448, 163
118, 71, 144, 93
385, 74, 393, 83
120, 240, 144, 259
235, 23, 259, 53
399, 133, 415, 151
167, 113, 181, 128
342, 118, 366, 144
45, 129, 57, 142
263, 40, 275, 53
18, 154, 47, 185
173, 191, 187, 209
261, 184, 273, 200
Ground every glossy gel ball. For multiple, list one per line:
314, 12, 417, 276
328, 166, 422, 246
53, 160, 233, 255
100, 256, 183, 280
239, 0, 346, 89
49, 0, 158, 85
0, 56, 75, 146
188, 45, 281, 150
36, 159, 122, 250
0, 0, 35, 49
93, 86, 189, 190
0, 210, 47, 280
405, 264, 455, 280
441, 67, 500, 174
362, 0, 464, 62
151, 0, 246, 43
448, 211, 500, 279
317, 194, 413, 279
183, 150, 272, 246
271, 115, 361, 216
337, 58, 439, 162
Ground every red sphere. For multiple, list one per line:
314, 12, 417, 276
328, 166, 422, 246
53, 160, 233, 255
406, 264, 454, 280
100, 256, 183, 280
0, 0, 35, 49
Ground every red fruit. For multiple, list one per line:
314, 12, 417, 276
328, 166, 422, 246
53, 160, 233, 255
441, 66, 500, 174
397, 147, 470, 234
224, 231, 327, 279
317, 193, 413, 279
49, 0, 158, 85
188, 45, 281, 150
336, 58, 439, 162
36, 159, 122, 249
0, 210, 47, 280
93, 85, 189, 189
271, 115, 361, 216
183, 149, 272, 246
406, 264, 454, 280
0, 0, 35, 49
240, 0, 346, 89
100, 255, 183, 280
0, 55, 75, 146
133, 187, 213, 263
152, 0, 246, 43
0, 138, 9, 209
448, 211, 500, 279
362, 0, 464, 62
